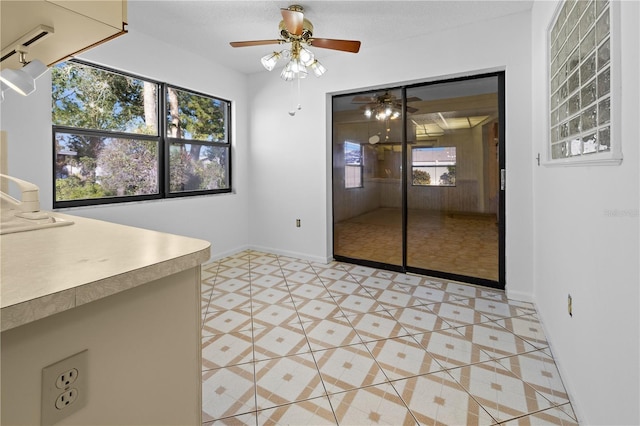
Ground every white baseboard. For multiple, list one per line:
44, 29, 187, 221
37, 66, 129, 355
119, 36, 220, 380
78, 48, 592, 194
248, 245, 331, 264
505, 288, 534, 303
204, 245, 251, 264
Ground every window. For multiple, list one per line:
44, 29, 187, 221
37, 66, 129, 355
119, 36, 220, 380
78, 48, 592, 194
547, 0, 620, 165
166, 86, 230, 193
344, 141, 362, 188
52, 61, 231, 207
411, 147, 456, 186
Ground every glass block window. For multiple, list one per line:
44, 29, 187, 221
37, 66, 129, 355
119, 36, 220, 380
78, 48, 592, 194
549, 0, 611, 159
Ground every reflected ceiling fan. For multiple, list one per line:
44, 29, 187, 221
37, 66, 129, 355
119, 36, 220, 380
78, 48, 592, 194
230, 4, 361, 81
352, 92, 421, 120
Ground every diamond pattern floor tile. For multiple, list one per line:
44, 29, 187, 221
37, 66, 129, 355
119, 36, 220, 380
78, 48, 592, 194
301, 316, 362, 351
413, 328, 493, 369
203, 307, 253, 336
387, 305, 453, 335
200, 250, 577, 426
371, 288, 424, 310
254, 353, 325, 411
334, 293, 387, 314
288, 282, 332, 300
204, 412, 256, 426
454, 322, 540, 360
314, 343, 388, 394
253, 323, 310, 361
429, 299, 489, 326
499, 403, 578, 426
494, 313, 549, 349
496, 350, 574, 412
365, 336, 443, 380
294, 298, 344, 322
256, 395, 337, 425
202, 331, 254, 370
323, 279, 370, 297
202, 364, 256, 421
329, 383, 416, 426
448, 359, 556, 423
392, 371, 496, 425
348, 310, 411, 343
251, 302, 299, 327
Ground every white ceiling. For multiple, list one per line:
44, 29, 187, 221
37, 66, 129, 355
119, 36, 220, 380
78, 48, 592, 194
127, 0, 534, 75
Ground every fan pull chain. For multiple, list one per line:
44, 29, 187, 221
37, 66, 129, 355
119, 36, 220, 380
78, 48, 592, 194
288, 78, 296, 116
297, 76, 302, 111
288, 75, 303, 116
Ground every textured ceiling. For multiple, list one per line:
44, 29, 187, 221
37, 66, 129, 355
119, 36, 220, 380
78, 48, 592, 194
127, 0, 533, 75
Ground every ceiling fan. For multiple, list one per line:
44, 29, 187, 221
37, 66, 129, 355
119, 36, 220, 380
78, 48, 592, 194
352, 92, 421, 120
229, 4, 361, 80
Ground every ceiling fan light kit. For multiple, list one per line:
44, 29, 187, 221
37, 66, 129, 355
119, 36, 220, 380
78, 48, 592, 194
364, 105, 401, 121
355, 92, 419, 122
230, 4, 360, 113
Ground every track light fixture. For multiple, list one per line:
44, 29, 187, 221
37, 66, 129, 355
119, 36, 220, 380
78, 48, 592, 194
0, 45, 48, 98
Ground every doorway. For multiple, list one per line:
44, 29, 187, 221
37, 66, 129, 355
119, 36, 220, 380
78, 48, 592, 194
332, 73, 505, 289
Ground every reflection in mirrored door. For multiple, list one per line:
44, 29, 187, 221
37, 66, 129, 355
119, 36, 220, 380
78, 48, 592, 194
406, 77, 501, 283
332, 74, 504, 288
332, 89, 404, 268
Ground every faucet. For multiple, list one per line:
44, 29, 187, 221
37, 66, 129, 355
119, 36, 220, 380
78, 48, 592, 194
0, 173, 47, 219
0, 174, 74, 234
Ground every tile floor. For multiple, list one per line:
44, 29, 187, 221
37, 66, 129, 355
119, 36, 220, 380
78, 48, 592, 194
201, 250, 577, 425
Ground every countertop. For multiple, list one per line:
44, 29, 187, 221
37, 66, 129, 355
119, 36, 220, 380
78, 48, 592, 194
0, 213, 211, 332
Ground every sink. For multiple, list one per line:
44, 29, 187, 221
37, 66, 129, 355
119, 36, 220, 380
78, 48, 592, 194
1, 213, 74, 235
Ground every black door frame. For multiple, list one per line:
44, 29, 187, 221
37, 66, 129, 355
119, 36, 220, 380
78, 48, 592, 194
332, 71, 506, 291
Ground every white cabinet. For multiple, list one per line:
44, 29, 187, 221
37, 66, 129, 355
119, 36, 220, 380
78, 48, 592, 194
1, 0, 127, 70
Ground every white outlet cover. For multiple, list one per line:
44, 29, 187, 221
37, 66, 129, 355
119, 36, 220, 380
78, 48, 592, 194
41, 350, 88, 426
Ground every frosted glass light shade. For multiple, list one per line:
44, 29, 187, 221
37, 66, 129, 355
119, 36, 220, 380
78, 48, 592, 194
299, 47, 314, 66
280, 59, 307, 81
261, 52, 281, 71
309, 60, 326, 77
280, 61, 296, 81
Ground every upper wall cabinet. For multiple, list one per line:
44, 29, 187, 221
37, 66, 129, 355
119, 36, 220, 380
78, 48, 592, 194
0, 0, 127, 70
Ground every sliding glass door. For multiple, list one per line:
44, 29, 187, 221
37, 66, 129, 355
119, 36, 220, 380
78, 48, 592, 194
332, 74, 505, 289
405, 76, 502, 285
332, 89, 404, 268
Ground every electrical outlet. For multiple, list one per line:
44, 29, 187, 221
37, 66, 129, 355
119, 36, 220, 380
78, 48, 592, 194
55, 368, 78, 389
296, 219, 301, 227
42, 350, 88, 426
55, 389, 78, 409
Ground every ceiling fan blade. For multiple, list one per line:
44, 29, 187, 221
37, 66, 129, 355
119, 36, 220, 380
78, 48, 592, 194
352, 96, 376, 103
309, 38, 361, 53
230, 39, 283, 48
406, 96, 422, 103
281, 8, 304, 36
